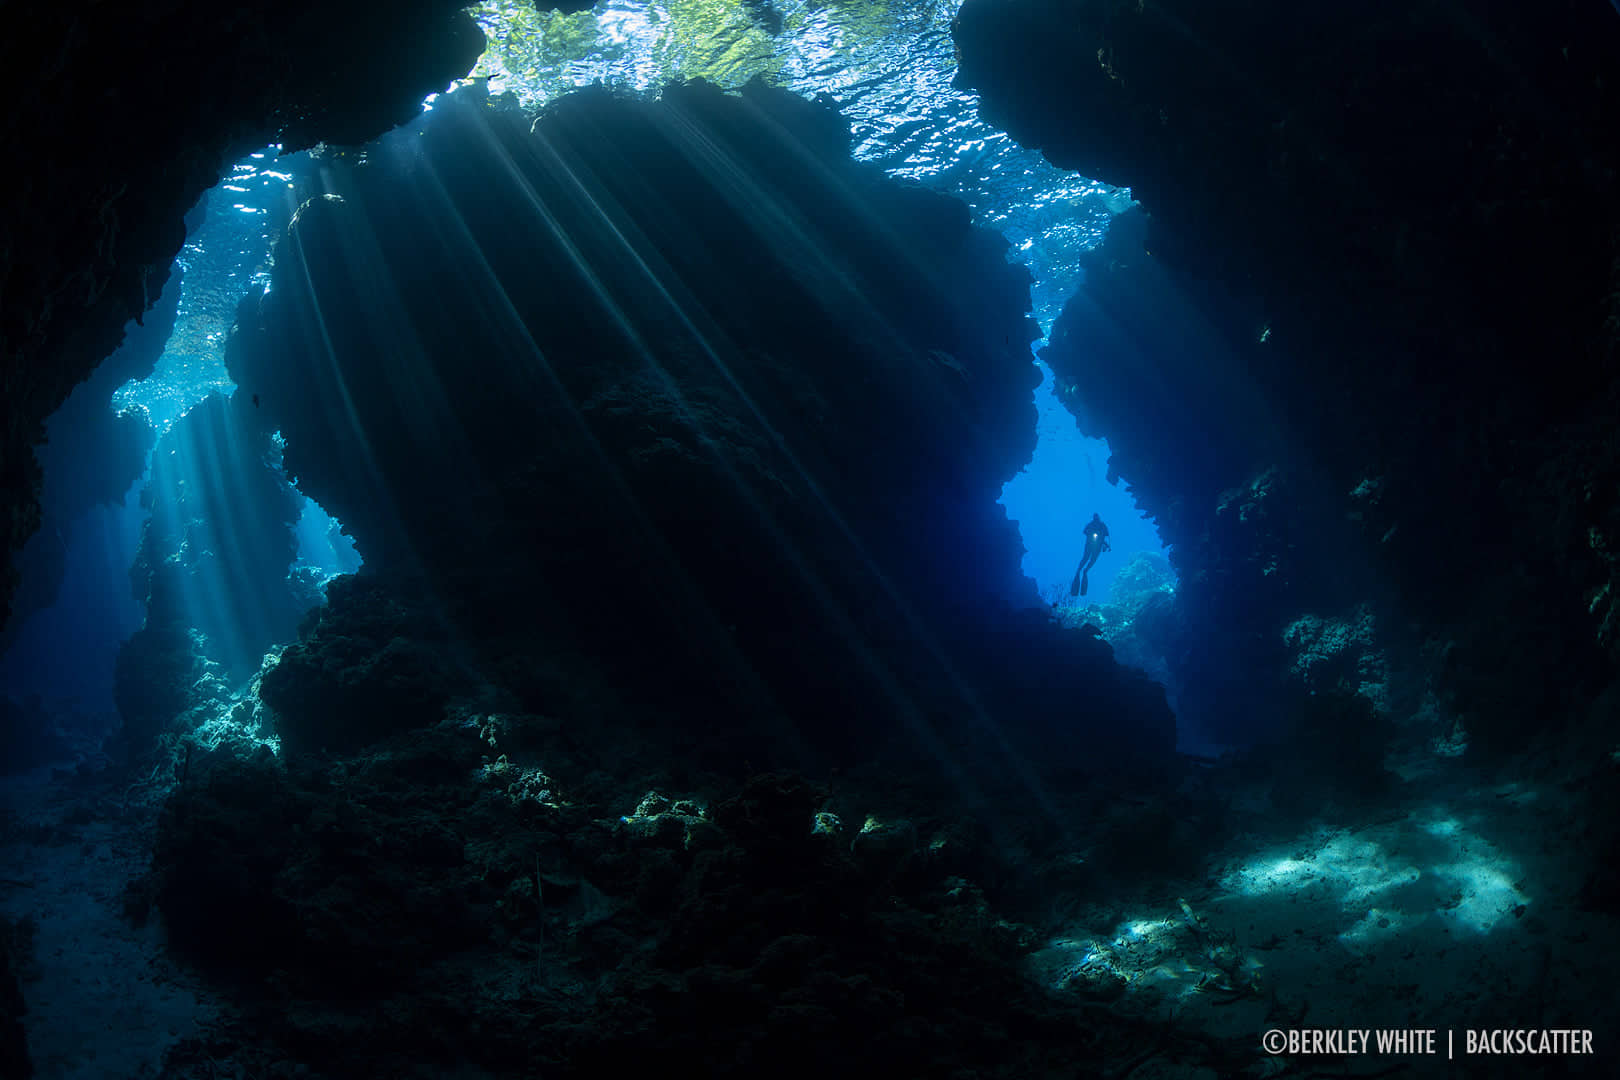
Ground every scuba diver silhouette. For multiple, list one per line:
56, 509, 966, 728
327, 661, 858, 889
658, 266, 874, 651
1068, 513, 1111, 597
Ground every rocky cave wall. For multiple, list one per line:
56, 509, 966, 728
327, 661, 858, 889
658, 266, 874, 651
0, 262, 177, 661
955, 0, 1620, 753
0, 0, 487, 634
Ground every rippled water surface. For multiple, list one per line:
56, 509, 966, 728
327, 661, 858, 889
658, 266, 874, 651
466, 0, 1127, 328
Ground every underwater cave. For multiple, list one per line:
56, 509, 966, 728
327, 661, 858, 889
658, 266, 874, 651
3, 1, 1620, 1077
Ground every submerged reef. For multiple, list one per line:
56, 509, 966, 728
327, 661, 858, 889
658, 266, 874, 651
6, 1, 1620, 1075
140, 742, 1186, 1078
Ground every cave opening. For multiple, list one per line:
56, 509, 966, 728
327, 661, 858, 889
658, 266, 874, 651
2, 0, 1172, 746
7, 1, 1615, 1076
997, 328, 1173, 608
0, 148, 363, 746
0, 2, 1195, 815
112, 145, 361, 594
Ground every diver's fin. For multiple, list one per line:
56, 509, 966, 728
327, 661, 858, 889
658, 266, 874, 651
1069, 567, 1082, 596
1079, 571, 1089, 597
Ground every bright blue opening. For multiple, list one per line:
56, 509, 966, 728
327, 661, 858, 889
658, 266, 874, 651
115, 147, 365, 599
292, 496, 363, 581
999, 358, 1168, 607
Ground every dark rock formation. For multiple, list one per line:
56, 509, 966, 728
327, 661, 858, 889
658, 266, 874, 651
151, 740, 487, 989
231, 80, 1175, 775
0, 267, 175, 660
111, 611, 220, 761
0, 915, 29, 1079
0, 0, 486, 634
148, 737, 1179, 1078
956, 0, 1620, 752
260, 574, 472, 756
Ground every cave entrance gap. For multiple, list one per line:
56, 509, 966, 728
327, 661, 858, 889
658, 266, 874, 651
112, 147, 363, 587
998, 344, 1172, 610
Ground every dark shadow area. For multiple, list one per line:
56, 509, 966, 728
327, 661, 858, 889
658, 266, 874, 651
228, 80, 1173, 780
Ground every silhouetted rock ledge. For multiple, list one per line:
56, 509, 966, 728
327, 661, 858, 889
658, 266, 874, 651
956, 0, 1620, 754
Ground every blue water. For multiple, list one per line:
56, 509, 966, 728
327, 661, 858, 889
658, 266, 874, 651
1000, 360, 1166, 607
112, 151, 290, 434
0, 477, 146, 722
292, 497, 363, 581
